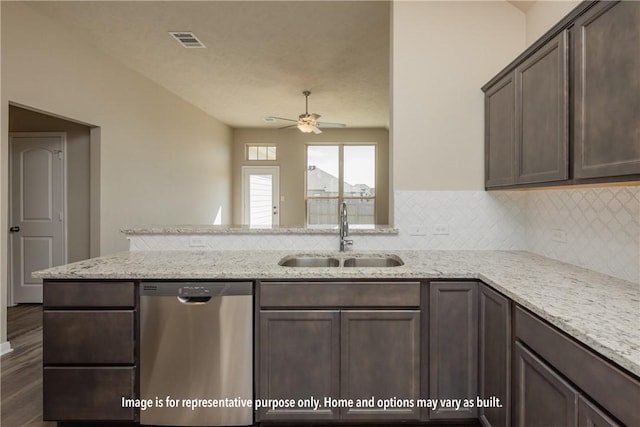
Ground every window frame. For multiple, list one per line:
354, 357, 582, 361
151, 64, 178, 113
305, 143, 377, 227
245, 143, 277, 161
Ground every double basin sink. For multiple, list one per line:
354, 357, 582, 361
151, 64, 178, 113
279, 254, 404, 268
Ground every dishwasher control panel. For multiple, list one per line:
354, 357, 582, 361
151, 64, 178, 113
141, 281, 253, 297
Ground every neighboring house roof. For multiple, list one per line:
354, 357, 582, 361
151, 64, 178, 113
307, 166, 374, 197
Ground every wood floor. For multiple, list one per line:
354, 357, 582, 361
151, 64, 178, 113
1, 304, 56, 427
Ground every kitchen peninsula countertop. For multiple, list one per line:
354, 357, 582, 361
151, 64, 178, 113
121, 224, 399, 235
34, 250, 640, 378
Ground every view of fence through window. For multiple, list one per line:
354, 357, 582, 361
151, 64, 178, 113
306, 144, 375, 226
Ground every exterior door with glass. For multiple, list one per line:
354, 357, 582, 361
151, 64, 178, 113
242, 166, 280, 227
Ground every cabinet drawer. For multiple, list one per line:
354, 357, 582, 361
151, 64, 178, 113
44, 311, 135, 364
260, 281, 420, 308
515, 306, 640, 426
44, 281, 135, 308
43, 367, 136, 421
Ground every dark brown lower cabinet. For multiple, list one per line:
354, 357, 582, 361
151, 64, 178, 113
429, 281, 478, 420
42, 280, 137, 422
515, 341, 624, 427
578, 395, 621, 427
257, 309, 421, 423
514, 342, 578, 427
340, 310, 420, 421
515, 306, 638, 426
257, 310, 341, 421
257, 281, 421, 423
478, 284, 511, 427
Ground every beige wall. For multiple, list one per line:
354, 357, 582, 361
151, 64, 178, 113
232, 128, 390, 226
1, 1, 232, 254
525, 1, 581, 45
1, 2, 232, 344
9, 106, 92, 264
392, 1, 526, 191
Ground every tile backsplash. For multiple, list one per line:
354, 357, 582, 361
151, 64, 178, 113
128, 186, 640, 283
389, 187, 639, 283
523, 186, 639, 284
381, 190, 527, 250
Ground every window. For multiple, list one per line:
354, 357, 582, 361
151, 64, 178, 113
246, 144, 276, 161
306, 144, 376, 227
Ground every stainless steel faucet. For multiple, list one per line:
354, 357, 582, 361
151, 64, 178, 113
339, 202, 353, 252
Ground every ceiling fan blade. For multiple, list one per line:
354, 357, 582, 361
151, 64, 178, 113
312, 126, 323, 134
279, 124, 298, 130
316, 121, 346, 128
267, 116, 298, 123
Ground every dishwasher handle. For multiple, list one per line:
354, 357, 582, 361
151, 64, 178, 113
177, 296, 212, 304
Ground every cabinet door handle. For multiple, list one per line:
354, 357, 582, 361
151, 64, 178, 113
9, 226, 20, 233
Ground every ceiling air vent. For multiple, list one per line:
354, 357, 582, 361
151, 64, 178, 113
169, 31, 206, 48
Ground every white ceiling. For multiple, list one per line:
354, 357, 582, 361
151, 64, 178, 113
28, 1, 391, 129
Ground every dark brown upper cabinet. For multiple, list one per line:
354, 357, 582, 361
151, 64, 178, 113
483, 0, 640, 189
485, 73, 517, 187
573, 1, 640, 180
484, 31, 569, 189
515, 31, 569, 185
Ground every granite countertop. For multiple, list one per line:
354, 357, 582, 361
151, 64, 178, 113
121, 225, 399, 235
33, 250, 640, 377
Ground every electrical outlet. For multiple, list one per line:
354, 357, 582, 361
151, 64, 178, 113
189, 236, 207, 247
408, 226, 427, 236
551, 229, 567, 243
433, 224, 450, 235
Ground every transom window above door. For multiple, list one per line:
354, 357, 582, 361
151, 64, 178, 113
246, 144, 277, 161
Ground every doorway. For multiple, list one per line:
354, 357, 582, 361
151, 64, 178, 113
242, 166, 280, 227
9, 133, 66, 303
7, 105, 97, 305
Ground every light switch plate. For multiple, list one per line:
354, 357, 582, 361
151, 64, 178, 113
189, 236, 207, 247
433, 224, 450, 235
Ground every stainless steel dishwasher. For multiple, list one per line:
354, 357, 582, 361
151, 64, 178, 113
140, 281, 253, 426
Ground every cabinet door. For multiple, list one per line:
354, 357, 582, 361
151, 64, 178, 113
578, 395, 621, 427
514, 342, 578, 427
429, 281, 478, 419
479, 284, 511, 427
340, 310, 420, 421
485, 72, 517, 188
257, 310, 340, 421
516, 31, 569, 184
574, 1, 640, 179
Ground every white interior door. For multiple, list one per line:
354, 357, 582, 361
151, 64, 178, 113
242, 166, 280, 227
10, 133, 66, 303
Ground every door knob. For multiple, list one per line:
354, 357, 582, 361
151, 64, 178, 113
9, 226, 20, 233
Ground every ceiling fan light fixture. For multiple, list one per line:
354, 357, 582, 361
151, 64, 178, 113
297, 122, 315, 133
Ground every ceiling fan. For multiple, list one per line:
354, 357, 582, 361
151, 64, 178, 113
265, 91, 346, 134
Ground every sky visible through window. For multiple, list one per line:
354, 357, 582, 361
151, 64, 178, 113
307, 145, 375, 187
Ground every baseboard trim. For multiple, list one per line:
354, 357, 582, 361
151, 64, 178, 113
0, 340, 14, 356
